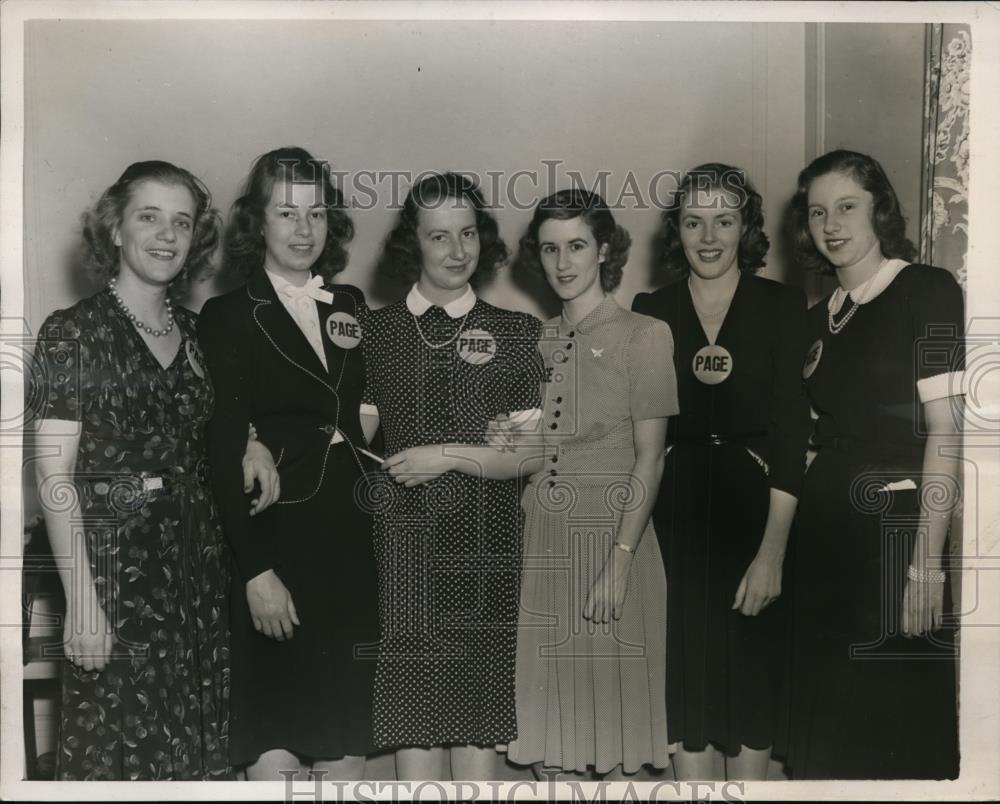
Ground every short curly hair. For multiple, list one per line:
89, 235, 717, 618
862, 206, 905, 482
655, 163, 769, 278
789, 149, 917, 274
514, 189, 631, 293
81, 160, 220, 291
376, 172, 508, 287
224, 146, 354, 282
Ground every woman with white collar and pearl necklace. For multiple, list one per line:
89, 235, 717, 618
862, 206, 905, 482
363, 172, 544, 781
783, 149, 963, 779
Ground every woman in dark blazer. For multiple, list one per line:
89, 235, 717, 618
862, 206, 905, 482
632, 164, 810, 780
198, 146, 379, 780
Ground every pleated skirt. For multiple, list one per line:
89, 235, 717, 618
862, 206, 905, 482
504, 475, 670, 774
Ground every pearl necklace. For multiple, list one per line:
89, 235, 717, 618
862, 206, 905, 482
827, 299, 860, 335
412, 310, 470, 349
827, 258, 889, 335
108, 277, 175, 337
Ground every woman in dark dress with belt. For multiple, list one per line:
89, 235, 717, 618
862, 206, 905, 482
632, 164, 810, 780
198, 147, 379, 780
784, 150, 962, 779
31, 160, 275, 779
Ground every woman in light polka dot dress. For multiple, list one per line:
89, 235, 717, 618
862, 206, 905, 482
364, 173, 544, 780
393, 189, 678, 778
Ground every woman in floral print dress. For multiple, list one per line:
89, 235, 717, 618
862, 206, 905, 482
30, 161, 276, 780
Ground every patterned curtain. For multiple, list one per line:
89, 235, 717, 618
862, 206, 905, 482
919, 23, 971, 286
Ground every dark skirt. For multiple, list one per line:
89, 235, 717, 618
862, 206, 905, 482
782, 450, 959, 779
656, 442, 790, 755
228, 450, 379, 765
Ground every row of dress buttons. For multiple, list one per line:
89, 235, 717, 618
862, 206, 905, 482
548, 331, 573, 486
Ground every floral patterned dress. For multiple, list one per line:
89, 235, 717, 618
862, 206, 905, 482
32, 289, 231, 780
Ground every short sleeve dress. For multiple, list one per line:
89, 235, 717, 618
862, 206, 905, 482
632, 273, 811, 756
31, 290, 230, 780
504, 295, 679, 775
785, 261, 963, 779
362, 291, 543, 749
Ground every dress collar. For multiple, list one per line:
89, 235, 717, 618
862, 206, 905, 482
828, 258, 910, 315
561, 294, 620, 334
405, 284, 476, 318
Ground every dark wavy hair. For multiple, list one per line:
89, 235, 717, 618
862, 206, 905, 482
789, 149, 917, 274
224, 146, 354, 282
655, 163, 768, 278
376, 172, 508, 286
515, 189, 631, 293
81, 160, 220, 291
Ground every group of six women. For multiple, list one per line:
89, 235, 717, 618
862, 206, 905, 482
32, 145, 964, 782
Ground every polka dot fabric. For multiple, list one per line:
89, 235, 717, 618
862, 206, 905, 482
363, 296, 543, 748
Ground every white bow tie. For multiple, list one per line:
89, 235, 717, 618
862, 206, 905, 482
277, 274, 333, 304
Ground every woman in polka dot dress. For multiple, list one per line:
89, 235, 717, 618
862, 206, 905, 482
364, 173, 544, 780
394, 189, 679, 777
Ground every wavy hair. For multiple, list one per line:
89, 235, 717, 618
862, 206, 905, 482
224, 146, 354, 282
81, 160, 220, 291
375, 172, 508, 286
514, 189, 631, 293
655, 163, 769, 278
789, 149, 917, 274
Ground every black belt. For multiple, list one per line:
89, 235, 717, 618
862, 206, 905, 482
811, 433, 919, 457
669, 430, 767, 447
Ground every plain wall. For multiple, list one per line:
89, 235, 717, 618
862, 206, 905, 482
24, 19, 807, 326
822, 23, 926, 243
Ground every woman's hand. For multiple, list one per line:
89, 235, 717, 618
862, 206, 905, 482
901, 578, 945, 637
485, 414, 516, 452
733, 550, 783, 616
243, 438, 280, 516
584, 547, 634, 624
63, 591, 114, 673
383, 446, 456, 487
246, 569, 299, 641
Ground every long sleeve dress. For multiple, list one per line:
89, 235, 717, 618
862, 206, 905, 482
505, 295, 679, 774
633, 272, 811, 756
361, 285, 543, 749
32, 290, 230, 780
198, 270, 379, 764
784, 260, 962, 779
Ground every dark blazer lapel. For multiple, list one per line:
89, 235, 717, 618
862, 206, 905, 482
246, 270, 333, 383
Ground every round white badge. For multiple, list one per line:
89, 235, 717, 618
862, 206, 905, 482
692, 344, 733, 385
325, 312, 362, 349
185, 339, 206, 378
456, 329, 496, 365
803, 339, 823, 379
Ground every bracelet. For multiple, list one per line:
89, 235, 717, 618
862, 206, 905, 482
614, 541, 634, 554
908, 565, 946, 584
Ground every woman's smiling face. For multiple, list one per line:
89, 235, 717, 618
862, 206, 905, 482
679, 186, 743, 281
806, 170, 882, 270
113, 180, 197, 286
262, 180, 328, 278
415, 197, 481, 296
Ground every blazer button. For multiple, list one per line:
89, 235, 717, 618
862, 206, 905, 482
320, 424, 337, 435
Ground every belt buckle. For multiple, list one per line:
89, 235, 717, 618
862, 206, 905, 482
708, 433, 724, 446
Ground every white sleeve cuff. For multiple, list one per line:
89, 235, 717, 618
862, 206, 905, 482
917, 370, 965, 403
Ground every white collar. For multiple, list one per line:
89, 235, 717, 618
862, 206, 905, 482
405, 284, 476, 318
828, 258, 910, 315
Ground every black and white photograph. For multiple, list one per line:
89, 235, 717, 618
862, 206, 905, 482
1, 1, 998, 800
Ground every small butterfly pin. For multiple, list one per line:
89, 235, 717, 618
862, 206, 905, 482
591, 348, 604, 358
